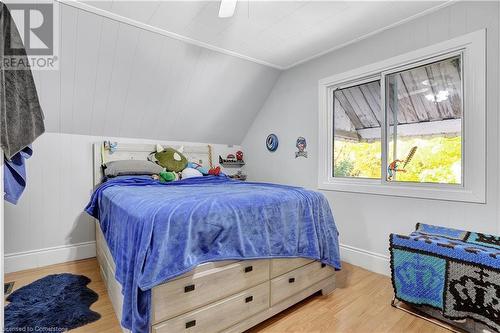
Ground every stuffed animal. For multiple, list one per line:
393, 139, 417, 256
182, 168, 203, 179
208, 166, 221, 176
154, 146, 188, 172
187, 162, 209, 175
159, 171, 178, 182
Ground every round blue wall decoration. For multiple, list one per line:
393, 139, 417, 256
266, 134, 279, 152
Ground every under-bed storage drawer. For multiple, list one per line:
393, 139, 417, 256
270, 258, 313, 278
270, 261, 334, 306
152, 282, 269, 333
152, 260, 269, 324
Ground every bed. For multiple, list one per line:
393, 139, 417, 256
87, 142, 340, 333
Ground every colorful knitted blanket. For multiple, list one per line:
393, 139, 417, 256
390, 223, 500, 331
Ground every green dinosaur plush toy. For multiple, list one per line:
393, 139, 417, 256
155, 146, 188, 172
159, 171, 178, 182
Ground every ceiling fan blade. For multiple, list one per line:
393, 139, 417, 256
218, 0, 237, 18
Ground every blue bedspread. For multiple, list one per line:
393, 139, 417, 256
85, 176, 340, 333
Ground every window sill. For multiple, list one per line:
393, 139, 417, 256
318, 180, 485, 204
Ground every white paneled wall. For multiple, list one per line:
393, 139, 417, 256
37, 2, 280, 143
242, 1, 500, 275
8, 1, 498, 278
4, 133, 243, 273
3, 3, 279, 273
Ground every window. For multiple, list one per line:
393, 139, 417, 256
333, 80, 382, 179
385, 56, 462, 185
318, 30, 486, 202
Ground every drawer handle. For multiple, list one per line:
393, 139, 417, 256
289, 277, 295, 283
185, 320, 196, 329
244, 265, 253, 273
245, 296, 253, 303
184, 284, 195, 293
321, 263, 326, 268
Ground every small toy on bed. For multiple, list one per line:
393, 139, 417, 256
187, 162, 224, 177
151, 145, 188, 172
181, 168, 203, 179
157, 171, 179, 182
187, 162, 209, 175
208, 166, 221, 176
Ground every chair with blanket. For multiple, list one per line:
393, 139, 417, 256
390, 224, 500, 332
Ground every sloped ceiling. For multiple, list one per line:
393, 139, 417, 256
33, 3, 280, 144
77, 0, 450, 69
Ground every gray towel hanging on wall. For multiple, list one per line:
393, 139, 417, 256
0, 1, 45, 160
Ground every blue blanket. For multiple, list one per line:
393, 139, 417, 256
390, 224, 500, 331
391, 225, 500, 270
4, 146, 32, 204
85, 176, 340, 333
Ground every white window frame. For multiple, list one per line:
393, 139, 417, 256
318, 30, 486, 203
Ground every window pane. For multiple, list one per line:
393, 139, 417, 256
333, 80, 382, 179
385, 56, 462, 184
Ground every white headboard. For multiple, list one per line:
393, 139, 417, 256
92, 142, 213, 186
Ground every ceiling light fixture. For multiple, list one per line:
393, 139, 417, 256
218, 0, 237, 18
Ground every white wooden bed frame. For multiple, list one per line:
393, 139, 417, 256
92, 142, 336, 333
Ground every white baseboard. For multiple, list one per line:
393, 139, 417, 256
340, 243, 390, 276
5, 241, 96, 274
4, 241, 388, 276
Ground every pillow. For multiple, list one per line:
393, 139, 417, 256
104, 160, 163, 177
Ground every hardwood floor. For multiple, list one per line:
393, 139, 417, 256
5, 259, 448, 333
